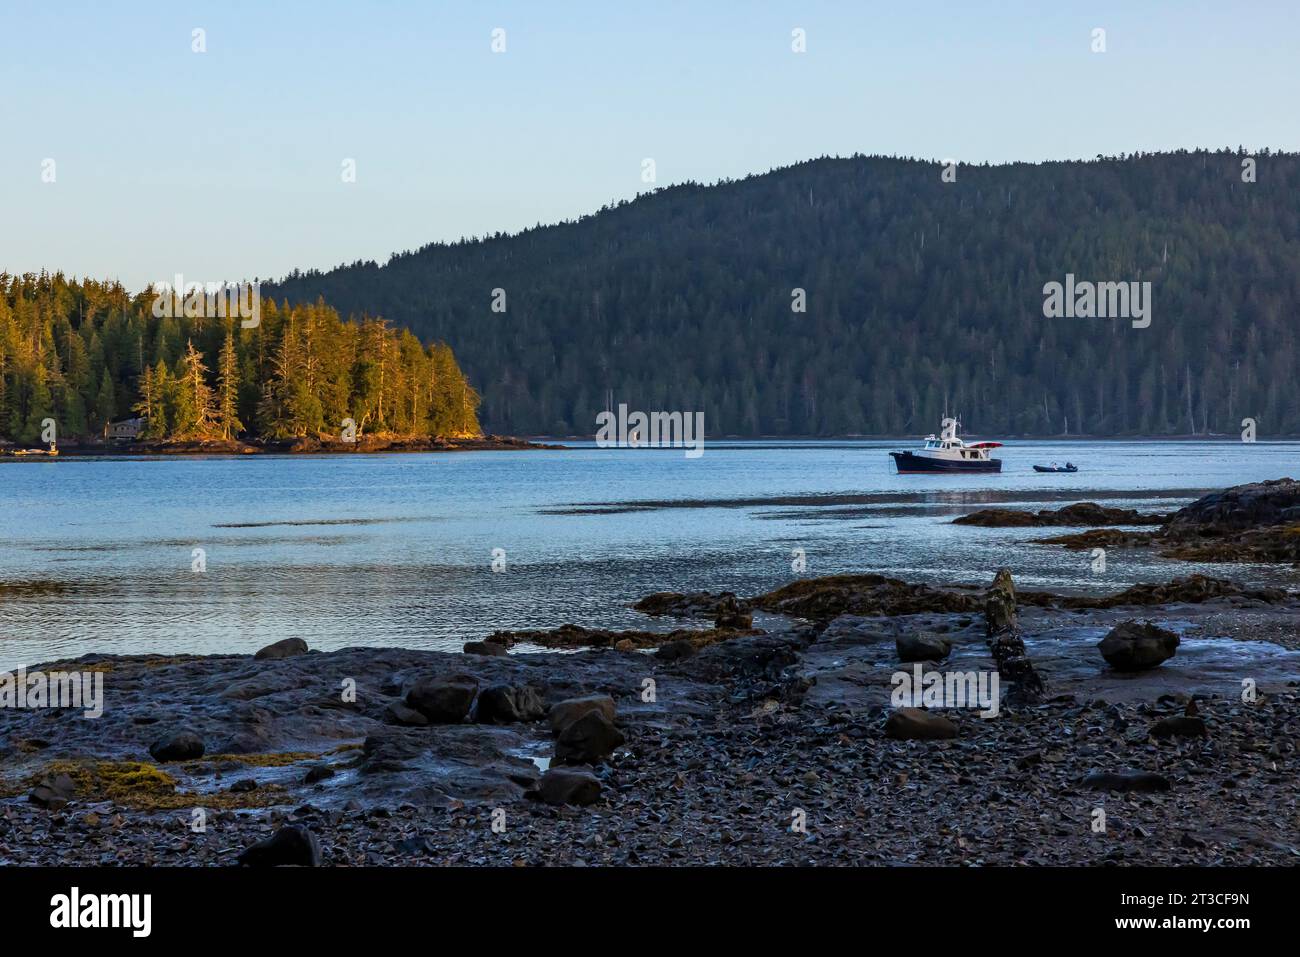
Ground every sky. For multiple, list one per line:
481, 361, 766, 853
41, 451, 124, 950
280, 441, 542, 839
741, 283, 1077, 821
2, 0, 1297, 291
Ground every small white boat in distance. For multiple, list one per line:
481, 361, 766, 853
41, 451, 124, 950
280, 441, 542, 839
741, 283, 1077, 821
890, 418, 1003, 474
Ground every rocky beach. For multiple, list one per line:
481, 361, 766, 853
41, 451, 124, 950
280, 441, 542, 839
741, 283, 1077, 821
1, 479, 1297, 867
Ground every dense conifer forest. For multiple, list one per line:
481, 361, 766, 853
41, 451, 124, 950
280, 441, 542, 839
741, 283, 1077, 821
0, 274, 480, 444
269, 149, 1300, 437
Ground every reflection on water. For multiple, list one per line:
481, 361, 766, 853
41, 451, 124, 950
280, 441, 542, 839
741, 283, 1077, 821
0, 440, 1296, 669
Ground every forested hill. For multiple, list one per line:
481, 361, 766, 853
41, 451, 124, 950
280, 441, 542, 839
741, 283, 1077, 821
268, 149, 1300, 438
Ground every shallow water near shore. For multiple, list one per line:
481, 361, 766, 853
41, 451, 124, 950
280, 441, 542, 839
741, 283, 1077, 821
1, 439, 1296, 670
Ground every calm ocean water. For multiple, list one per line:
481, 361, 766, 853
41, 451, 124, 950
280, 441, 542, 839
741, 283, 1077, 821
0, 440, 1296, 670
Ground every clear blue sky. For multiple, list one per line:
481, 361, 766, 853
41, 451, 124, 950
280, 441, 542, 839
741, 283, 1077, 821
3, 0, 1297, 290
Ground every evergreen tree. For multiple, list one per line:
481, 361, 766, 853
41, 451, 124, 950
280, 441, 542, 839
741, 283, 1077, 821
216, 325, 243, 439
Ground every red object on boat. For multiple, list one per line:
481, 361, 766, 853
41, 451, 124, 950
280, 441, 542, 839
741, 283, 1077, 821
967, 442, 1003, 449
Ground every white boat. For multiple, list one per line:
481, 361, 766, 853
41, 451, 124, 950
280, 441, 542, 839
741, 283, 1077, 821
889, 419, 1002, 473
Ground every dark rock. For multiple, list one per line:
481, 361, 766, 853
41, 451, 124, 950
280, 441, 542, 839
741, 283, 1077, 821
1150, 716, 1208, 739
303, 764, 335, 784
253, 637, 309, 660
655, 639, 697, 661
29, 773, 76, 809
236, 825, 322, 866
476, 684, 546, 723
548, 694, 616, 733
753, 574, 981, 622
384, 700, 429, 726
955, 502, 1166, 527
713, 593, 753, 630
884, 708, 957, 740
487, 622, 746, 650
984, 569, 1046, 703
229, 778, 258, 793
633, 590, 751, 620
1073, 575, 1288, 608
1098, 620, 1180, 671
555, 710, 625, 765
406, 674, 478, 722
1164, 478, 1300, 533
896, 632, 952, 662
1082, 770, 1172, 793
148, 730, 205, 762
537, 767, 602, 806
463, 640, 507, 657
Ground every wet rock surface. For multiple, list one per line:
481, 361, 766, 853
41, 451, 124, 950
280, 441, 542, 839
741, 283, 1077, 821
4, 565, 1300, 866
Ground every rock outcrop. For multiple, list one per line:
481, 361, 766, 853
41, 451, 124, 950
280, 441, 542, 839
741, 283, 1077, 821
955, 503, 1166, 527
984, 569, 1045, 704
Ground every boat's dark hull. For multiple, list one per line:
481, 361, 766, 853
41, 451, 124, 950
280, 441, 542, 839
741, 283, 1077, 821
1033, 466, 1077, 473
891, 451, 1001, 474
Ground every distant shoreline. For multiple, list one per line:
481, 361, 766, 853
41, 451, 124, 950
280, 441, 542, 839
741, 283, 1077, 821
0, 435, 564, 458
4, 433, 1297, 459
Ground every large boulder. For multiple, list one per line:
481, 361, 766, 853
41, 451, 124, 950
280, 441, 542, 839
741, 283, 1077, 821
476, 685, 546, 724
884, 708, 957, 740
554, 710, 625, 765
236, 825, 322, 866
148, 731, 205, 762
253, 637, 309, 660
896, 632, 952, 662
548, 694, 616, 734
1097, 620, 1180, 671
406, 674, 478, 722
537, 767, 602, 806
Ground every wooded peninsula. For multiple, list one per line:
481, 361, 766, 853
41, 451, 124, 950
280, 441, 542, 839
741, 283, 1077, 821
0, 273, 481, 447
